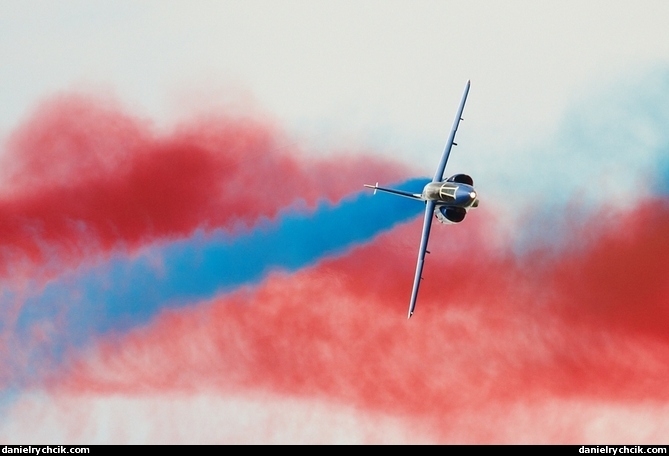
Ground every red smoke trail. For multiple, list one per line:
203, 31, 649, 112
49, 199, 669, 443
0, 93, 405, 280
551, 200, 669, 341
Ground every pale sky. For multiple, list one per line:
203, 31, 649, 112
3, 1, 668, 161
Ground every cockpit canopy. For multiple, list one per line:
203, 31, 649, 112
423, 182, 456, 201
422, 181, 476, 207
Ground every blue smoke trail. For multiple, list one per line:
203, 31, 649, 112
4, 178, 427, 388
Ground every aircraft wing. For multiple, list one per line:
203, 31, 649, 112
407, 81, 470, 318
433, 80, 471, 182
363, 183, 423, 200
407, 200, 436, 318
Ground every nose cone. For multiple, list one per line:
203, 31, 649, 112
455, 185, 477, 205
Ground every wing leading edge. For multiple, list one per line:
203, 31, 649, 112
407, 81, 470, 318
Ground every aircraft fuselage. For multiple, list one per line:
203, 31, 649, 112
422, 181, 478, 209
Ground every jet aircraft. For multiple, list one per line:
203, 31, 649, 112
364, 81, 477, 319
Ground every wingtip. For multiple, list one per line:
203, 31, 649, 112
363, 183, 377, 194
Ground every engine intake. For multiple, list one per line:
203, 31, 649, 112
435, 206, 467, 224
446, 174, 474, 186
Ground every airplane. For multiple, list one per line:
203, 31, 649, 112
364, 80, 478, 319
